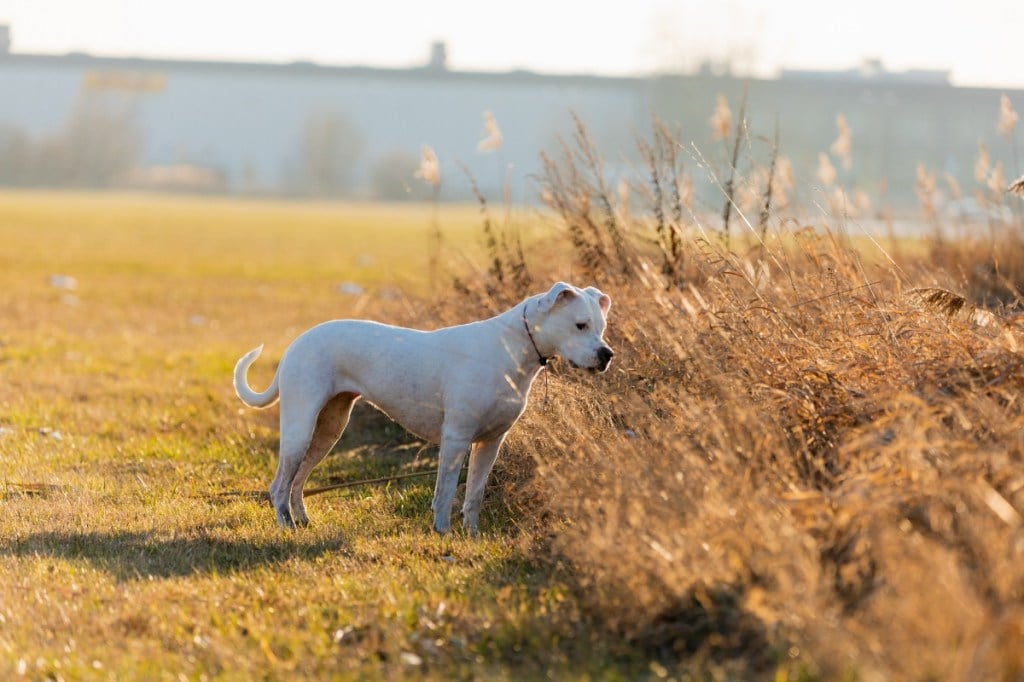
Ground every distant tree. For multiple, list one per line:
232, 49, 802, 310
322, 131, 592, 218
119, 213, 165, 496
0, 94, 141, 188
295, 110, 364, 197
56, 94, 142, 187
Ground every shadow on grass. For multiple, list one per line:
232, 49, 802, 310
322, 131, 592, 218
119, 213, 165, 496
629, 582, 778, 674
0, 527, 348, 581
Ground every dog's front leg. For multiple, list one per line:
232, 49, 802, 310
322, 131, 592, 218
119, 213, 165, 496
461, 435, 505, 536
431, 430, 472, 534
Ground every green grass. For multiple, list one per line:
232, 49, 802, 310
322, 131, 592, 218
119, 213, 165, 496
0, 191, 640, 680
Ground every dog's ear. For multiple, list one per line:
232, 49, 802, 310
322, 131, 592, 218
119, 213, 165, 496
585, 286, 612, 317
537, 282, 578, 313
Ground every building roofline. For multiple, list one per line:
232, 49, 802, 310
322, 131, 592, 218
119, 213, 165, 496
3, 49, 1018, 94
0, 50, 648, 88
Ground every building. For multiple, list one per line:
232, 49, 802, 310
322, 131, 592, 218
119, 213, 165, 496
0, 33, 648, 202
0, 25, 1020, 211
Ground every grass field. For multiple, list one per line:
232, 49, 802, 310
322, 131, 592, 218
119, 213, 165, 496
3, 166, 1024, 681
0, 192, 611, 680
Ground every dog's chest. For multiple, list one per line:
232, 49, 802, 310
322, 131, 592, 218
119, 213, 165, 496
471, 388, 529, 442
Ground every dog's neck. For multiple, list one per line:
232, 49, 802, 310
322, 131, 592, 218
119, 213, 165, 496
489, 299, 551, 379
521, 301, 549, 367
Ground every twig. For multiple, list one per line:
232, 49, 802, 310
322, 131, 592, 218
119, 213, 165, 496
760, 118, 780, 241
209, 468, 443, 502
721, 87, 748, 247
3, 482, 66, 498
786, 281, 882, 310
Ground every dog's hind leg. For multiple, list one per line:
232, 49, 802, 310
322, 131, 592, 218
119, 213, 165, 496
270, 398, 324, 529
289, 392, 359, 527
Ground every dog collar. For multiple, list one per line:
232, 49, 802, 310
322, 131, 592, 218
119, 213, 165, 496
522, 304, 549, 367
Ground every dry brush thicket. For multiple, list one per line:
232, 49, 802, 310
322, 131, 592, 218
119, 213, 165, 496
449, 113, 1024, 678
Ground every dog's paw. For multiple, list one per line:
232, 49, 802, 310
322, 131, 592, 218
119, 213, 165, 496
275, 505, 297, 530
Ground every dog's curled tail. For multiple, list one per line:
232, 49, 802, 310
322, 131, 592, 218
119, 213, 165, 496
233, 345, 280, 408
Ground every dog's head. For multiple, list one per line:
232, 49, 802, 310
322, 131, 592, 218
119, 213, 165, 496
533, 282, 614, 372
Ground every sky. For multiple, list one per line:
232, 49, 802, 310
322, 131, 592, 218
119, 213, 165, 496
1, 0, 1022, 89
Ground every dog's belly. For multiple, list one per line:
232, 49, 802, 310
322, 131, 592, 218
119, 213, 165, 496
363, 396, 445, 444
359, 391, 525, 445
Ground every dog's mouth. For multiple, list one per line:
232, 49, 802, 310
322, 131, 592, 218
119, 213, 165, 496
569, 360, 611, 373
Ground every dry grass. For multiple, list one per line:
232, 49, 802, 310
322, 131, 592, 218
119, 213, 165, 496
500, 260, 1024, 678
455, 122, 1024, 679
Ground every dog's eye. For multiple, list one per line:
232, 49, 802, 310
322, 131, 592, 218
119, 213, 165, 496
576, 322, 588, 331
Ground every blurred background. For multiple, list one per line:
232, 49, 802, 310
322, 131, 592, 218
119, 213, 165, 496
0, 0, 1021, 211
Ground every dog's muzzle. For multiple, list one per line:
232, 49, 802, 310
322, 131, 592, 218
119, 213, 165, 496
570, 346, 615, 373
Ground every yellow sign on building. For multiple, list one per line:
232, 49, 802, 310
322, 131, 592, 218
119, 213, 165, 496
83, 70, 166, 92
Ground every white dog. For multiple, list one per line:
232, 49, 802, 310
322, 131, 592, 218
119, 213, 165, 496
234, 282, 614, 534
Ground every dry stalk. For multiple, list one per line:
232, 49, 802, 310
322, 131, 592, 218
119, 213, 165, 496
721, 88, 748, 247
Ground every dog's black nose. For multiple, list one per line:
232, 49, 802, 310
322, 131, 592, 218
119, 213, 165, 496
597, 346, 614, 370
